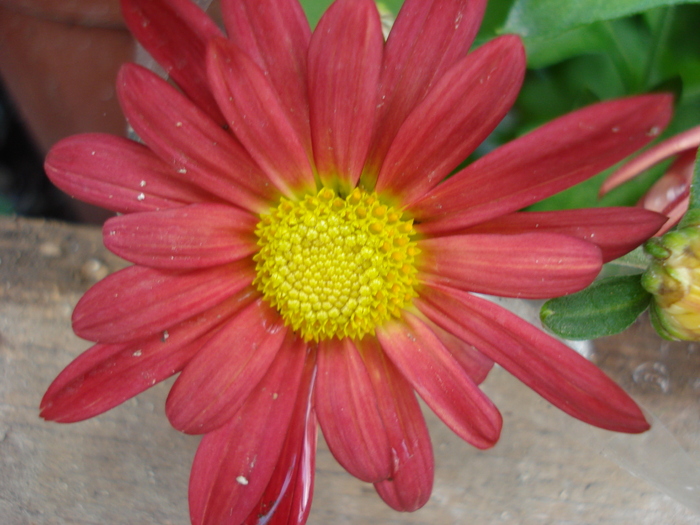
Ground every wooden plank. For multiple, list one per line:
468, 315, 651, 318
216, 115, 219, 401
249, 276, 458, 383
1, 216, 699, 524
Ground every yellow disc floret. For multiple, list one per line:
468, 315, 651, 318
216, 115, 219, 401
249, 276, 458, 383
253, 187, 419, 341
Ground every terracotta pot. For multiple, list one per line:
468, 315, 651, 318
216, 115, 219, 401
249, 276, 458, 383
0, 0, 134, 221
0, 0, 133, 152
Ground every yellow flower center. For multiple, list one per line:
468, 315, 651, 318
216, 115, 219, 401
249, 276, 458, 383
253, 187, 419, 341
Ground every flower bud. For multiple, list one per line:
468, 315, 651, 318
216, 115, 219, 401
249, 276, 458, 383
642, 226, 700, 340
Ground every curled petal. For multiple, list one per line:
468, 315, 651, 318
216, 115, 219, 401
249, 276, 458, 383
357, 338, 434, 512
456, 207, 668, 262
639, 150, 696, 234
40, 290, 256, 423
376, 35, 525, 203
417, 286, 649, 433
222, 0, 312, 154
121, 0, 225, 123
601, 124, 700, 195
364, 0, 487, 182
243, 349, 318, 525
377, 313, 502, 450
315, 338, 393, 483
45, 134, 214, 213
418, 232, 602, 299
117, 64, 275, 213
206, 38, 316, 197
166, 299, 287, 434
189, 333, 309, 525
640, 150, 695, 213
103, 203, 259, 269
72, 261, 255, 344
411, 94, 674, 233
308, 0, 383, 190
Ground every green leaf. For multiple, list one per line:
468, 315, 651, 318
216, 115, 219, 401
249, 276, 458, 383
503, 0, 700, 39
540, 275, 651, 339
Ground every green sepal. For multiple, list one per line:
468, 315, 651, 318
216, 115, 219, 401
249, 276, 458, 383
540, 274, 651, 340
648, 300, 684, 340
644, 237, 672, 260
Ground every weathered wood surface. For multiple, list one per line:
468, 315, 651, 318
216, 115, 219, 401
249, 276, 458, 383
1, 215, 699, 524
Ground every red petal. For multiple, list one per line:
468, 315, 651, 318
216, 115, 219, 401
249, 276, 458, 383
315, 338, 392, 483
639, 150, 695, 213
121, 0, 225, 123
418, 232, 602, 299
40, 290, 256, 423
357, 338, 434, 512
103, 203, 258, 269
376, 35, 525, 204
243, 349, 318, 525
45, 134, 215, 213
221, 0, 312, 155
166, 299, 287, 434
457, 207, 668, 263
206, 38, 316, 197
639, 150, 695, 234
424, 319, 494, 384
308, 0, 383, 190
363, 0, 487, 184
601, 124, 700, 195
411, 94, 674, 233
376, 314, 502, 449
417, 286, 649, 433
72, 261, 255, 343
188, 333, 309, 525
117, 64, 275, 213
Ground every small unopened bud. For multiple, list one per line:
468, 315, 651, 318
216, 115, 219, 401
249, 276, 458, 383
642, 226, 700, 340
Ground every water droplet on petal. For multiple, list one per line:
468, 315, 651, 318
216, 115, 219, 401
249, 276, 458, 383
236, 475, 249, 485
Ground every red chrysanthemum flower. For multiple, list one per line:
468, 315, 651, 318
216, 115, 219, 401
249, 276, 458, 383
41, 0, 673, 523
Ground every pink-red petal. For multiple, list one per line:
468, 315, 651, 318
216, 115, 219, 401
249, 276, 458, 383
40, 290, 256, 423
103, 203, 259, 269
206, 38, 316, 197
166, 299, 287, 434
117, 63, 275, 213
376, 35, 525, 204
315, 338, 393, 483
243, 349, 318, 525
418, 232, 602, 299
411, 94, 674, 233
364, 0, 487, 183
457, 207, 668, 263
417, 286, 649, 433
424, 319, 494, 385
121, 0, 225, 123
189, 333, 309, 525
376, 313, 502, 450
308, 0, 383, 191
72, 260, 255, 344
221, 0, 312, 155
601, 124, 700, 195
639, 150, 695, 213
45, 134, 214, 213
638, 150, 695, 235
357, 338, 434, 512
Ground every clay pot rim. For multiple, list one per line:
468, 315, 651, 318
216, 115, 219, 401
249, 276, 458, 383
0, 0, 126, 29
